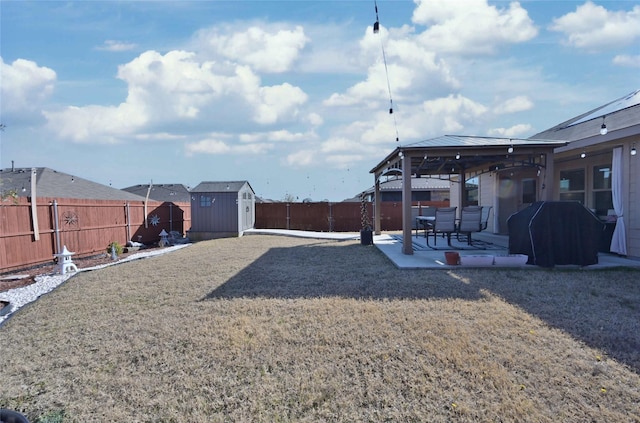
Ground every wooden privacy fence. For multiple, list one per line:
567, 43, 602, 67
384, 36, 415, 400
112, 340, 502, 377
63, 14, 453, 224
0, 197, 191, 273
255, 201, 450, 232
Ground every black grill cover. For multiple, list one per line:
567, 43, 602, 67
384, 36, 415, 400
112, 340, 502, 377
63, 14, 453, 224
507, 201, 604, 267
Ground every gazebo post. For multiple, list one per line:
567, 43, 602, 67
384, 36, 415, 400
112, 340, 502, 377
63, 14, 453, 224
540, 153, 554, 201
402, 152, 413, 255
374, 176, 382, 235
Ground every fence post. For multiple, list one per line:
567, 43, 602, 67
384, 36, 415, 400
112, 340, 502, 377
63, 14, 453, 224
125, 202, 131, 242
286, 203, 290, 230
169, 203, 173, 233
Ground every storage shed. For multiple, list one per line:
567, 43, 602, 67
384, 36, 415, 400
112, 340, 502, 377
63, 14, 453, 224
188, 181, 255, 240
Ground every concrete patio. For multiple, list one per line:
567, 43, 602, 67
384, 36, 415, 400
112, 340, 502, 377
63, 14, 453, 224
374, 231, 640, 270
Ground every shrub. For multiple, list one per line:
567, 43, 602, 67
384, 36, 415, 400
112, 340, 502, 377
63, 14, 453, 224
107, 241, 123, 256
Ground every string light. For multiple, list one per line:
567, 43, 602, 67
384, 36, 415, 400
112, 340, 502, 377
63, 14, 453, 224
373, 0, 399, 142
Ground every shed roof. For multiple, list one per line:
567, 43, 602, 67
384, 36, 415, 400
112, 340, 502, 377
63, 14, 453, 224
123, 183, 191, 202
191, 181, 254, 193
0, 167, 147, 201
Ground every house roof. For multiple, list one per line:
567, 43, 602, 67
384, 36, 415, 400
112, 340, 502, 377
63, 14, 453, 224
530, 89, 640, 142
191, 181, 254, 193
123, 183, 191, 202
0, 167, 147, 201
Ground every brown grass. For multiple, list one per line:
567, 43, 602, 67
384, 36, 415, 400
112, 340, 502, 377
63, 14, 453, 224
1, 235, 639, 422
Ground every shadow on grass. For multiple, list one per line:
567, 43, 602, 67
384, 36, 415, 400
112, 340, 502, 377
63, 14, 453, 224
204, 242, 485, 301
203, 241, 640, 374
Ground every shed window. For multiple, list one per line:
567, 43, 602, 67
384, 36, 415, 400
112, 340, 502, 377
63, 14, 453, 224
200, 195, 212, 207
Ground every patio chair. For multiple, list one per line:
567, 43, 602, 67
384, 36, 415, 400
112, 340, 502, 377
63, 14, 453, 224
425, 207, 457, 247
456, 206, 483, 246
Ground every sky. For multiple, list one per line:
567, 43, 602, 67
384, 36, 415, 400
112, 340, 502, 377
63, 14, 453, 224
1, 0, 639, 202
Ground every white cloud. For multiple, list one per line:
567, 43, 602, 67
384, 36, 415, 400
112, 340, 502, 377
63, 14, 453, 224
239, 129, 314, 143
185, 133, 274, 157
44, 49, 309, 142
488, 123, 532, 137
325, 27, 459, 108
412, 0, 538, 54
419, 94, 488, 133
285, 149, 315, 167
306, 112, 323, 127
253, 83, 308, 124
0, 57, 56, 116
493, 95, 534, 114
613, 55, 640, 68
549, 2, 640, 50
185, 138, 231, 156
195, 24, 308, 73
43, 103, 147, 144
321, 137, 354, 153
96, 40, 138, 52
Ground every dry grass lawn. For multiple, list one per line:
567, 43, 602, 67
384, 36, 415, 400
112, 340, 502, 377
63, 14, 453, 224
1, 235, 639, 422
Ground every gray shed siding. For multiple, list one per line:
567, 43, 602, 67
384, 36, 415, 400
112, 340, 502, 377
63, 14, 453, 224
191, 191, 239, 232
188, 181, 255, 239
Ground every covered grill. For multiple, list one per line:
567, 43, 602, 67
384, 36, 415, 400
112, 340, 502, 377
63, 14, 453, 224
508, 201, 604, 267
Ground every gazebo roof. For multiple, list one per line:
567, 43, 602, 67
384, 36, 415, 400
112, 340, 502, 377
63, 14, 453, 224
370, 135, 567, 178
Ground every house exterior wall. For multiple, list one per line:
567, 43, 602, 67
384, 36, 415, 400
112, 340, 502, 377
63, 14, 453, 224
553, 136, 640, 259
626, 138, 640, 258
479, 173, 496, 233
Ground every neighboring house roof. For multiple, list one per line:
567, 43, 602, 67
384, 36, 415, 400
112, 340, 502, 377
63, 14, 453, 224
191, 181, 254, 193
530, 89, 640, 142
376, 176, 450, 192
347, 177, 449, 201
123, 183, 191, 202
0, 167, 147, 201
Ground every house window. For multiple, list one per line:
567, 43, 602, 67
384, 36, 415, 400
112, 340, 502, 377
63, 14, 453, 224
593, 165, 613, 217
200, 195, 212, 207
465, 176, 479, 206
559, 168, 585, 204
